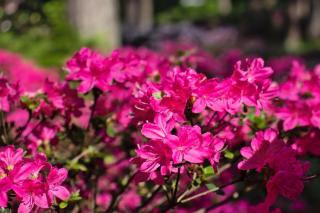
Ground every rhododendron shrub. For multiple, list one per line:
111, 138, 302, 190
0, 47, 319, 212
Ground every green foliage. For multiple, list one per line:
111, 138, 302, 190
223, 150, 234, 160
0, 208, 10, 213
0, 0, 93, 68
59, 190, 82, 209
203, 165, 215, 177
106, 122, 116, 137
157, 0, 220, 24
247, 111, 268, 130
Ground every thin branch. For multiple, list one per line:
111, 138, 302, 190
180, 178, 243, 204
162, 185, 171, 203
303, 173, 320, 181
87, 88, 100, 131
0, 111, 8, 144
204, 111, 217, 131
172, 167, 181, 203
177, 186, 198, 203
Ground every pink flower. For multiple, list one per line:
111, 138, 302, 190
165, 125, 207, 164
239, 128, 309, 206
276, 101, 312, 131
238, 129, 283, 171
23, 122, 59, 153
159, 67, 205, 120
291, 129, 320, 156
0, 77, 19, 112
96, 192, 112, 210
0, 146, 24, 170
266, 171, 304, 206
0, 173, 11, 207
199, 58, 277, 115
118, 190, 141, 211
311, 107, 320, 128
256, 80, 278, 110
40, 124, 58, 143
134, 140, 172, 178
17, 179, 49, 213
141, 113, 174, 140
66, 48, 111, 93
248, 202, 282, 213
202, 135, 225, 168
42, 80, 85, 120
192, 78, 228, 113
0, 49, 58, 92
232, 58, 273, 84
46, 167, 70, 203
0, 146, 70, 212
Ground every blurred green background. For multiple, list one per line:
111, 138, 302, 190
0, 0, 319, 67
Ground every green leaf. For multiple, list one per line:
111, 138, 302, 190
20, 96, 29, 103
68, 162, 87, 171
104, 155, 115, 165
247, 111, 267, 130
152, 91, 162, 100
69, 190, 82, 201
106, 123, 116, 137
203, 166, 215, 177
59, 201, 68, 209
224, 150, 234, 159
0, 208, 11, 213
205, 183, 219, 191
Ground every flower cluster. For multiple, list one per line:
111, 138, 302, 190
0, 46, 318, 212
0, 146, 69, 213
0, 49, 58, 92
274, 61, 320, 130
238, 129, 309, 210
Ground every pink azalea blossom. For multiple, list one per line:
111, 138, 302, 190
232, 58, 273, 84
165, 125, 208, 164
133, 140, 172, 183
266, 171, 304, 206
238, 128, 282, 171
17, 179, 49, 213
0, 77, 19, 112
46, 167, 70, 203
276, 101, 312, 131
66, 48, 111, 93
141, 113, 174, 140
0, 146, 70, 212
118, 190, 141, 211
192, 78, 228, 113
291, 129, 320, 156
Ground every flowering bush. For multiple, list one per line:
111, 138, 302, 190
0, 47, 319, 212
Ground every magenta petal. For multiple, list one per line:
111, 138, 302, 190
184, 149, 205, 164
192, 98, 206, 113
283, 117, 298, 131
78, 78, 95, 94
240, 147, 253, 159
0, 191, 7, 207
52, 186, 70, 201
18, 196, 34, 213
140, 161, 160, 173
34, 193, 49, 209
172, 151, 183, 164
141, 123, 165, 140
47, 168, 68, 185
